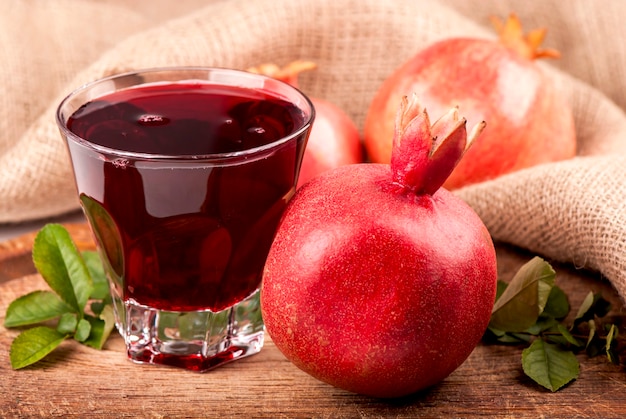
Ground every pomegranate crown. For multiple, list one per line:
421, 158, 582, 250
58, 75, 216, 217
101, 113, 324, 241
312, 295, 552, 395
391, 94, 485, 195
491, 13, 560, 60
246, 60, 317, 88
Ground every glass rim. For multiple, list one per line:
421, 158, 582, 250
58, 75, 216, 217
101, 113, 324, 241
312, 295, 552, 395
55, 66, 315, 162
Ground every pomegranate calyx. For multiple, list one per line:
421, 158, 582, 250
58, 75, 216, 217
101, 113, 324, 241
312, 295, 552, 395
247, 60, 317, 88
490, 13, 560, 61
391, 94, 485, 195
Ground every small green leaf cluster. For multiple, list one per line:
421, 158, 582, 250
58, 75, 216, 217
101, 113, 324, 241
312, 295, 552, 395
4, 224, 115, 369
485, 256, 621, 392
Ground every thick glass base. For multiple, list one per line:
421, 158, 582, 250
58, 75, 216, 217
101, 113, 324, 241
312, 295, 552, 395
111, 290, 264, 372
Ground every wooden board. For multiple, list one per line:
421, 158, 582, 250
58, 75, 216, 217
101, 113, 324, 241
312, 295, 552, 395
1, 223, 625, 418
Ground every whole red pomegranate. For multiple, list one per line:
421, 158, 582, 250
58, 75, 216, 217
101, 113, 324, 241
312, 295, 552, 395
248, 61, 363, 188
364, 14, 576, 189
261, 95, 498, 398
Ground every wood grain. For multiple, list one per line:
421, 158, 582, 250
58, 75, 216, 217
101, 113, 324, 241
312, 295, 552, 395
1, 223, 625, 418
0, 223, 95, 283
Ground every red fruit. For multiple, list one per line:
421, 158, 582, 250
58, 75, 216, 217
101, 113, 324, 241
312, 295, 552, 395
248, 61, 363, 187
261, 95, 497, 398
364, 14, 576, 189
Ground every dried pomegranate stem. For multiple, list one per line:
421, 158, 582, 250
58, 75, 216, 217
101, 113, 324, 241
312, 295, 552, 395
247, 60, 317, 87
490, 13, 560, 60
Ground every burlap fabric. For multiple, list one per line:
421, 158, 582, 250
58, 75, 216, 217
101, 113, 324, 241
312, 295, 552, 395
2, 0, 626, 299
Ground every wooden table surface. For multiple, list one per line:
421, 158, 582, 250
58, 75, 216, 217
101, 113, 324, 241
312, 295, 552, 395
1, 223, 625, 418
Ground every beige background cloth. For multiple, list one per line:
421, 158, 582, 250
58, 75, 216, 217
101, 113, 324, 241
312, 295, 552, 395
2, 0, 626, 299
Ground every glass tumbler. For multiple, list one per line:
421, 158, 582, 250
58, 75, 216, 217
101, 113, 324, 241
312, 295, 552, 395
56, 67, 314, 371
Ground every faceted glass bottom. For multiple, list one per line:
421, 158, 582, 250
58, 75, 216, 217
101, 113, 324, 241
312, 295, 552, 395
111, 289, 264, 372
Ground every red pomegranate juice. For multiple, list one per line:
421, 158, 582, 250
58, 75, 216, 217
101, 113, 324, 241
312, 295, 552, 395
66, 82, 308, 313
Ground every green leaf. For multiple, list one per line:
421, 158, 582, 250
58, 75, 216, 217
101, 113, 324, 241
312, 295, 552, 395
80, 195, 124, 279
493, 333, 528, 344
9, 326, 68, 369
585, 320, 604, 357
82, 251, 110, 300
555, 324, 583, 347
32, 224, 93, 312
4, 290, 73, 328
490, 257, 556, 332
526, 316, 559, 335
508, 332, 533, 343
586, 319, 597, 348
56, 313, 78, 335
90, 300, 105, 316
91, 292, 113, 317
542, 286, 570, 320
575, 293, 611, 326
544, 331, 571, 347
606, 324, 619, 365
499, 335, 527, 343
74, 318, 91, 342
484, 326, 506, 341
575, 291, 595, 322
83, 305, 116, 350
522, 339, 579, 392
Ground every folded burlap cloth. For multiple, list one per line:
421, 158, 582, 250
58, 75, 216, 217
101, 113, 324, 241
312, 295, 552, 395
2, 0, 626, 299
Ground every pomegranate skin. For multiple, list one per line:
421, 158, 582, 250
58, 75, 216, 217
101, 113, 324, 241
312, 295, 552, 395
364, 37, 576, 189
261, 164, 498, 398
297, 97, 363, 188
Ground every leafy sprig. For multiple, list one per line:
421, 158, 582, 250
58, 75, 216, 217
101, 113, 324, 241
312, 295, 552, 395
4, 224, 114, 369
484, 256, 622, 391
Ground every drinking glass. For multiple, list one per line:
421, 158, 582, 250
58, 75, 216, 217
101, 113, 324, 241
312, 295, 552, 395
56, 67, 314, 371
